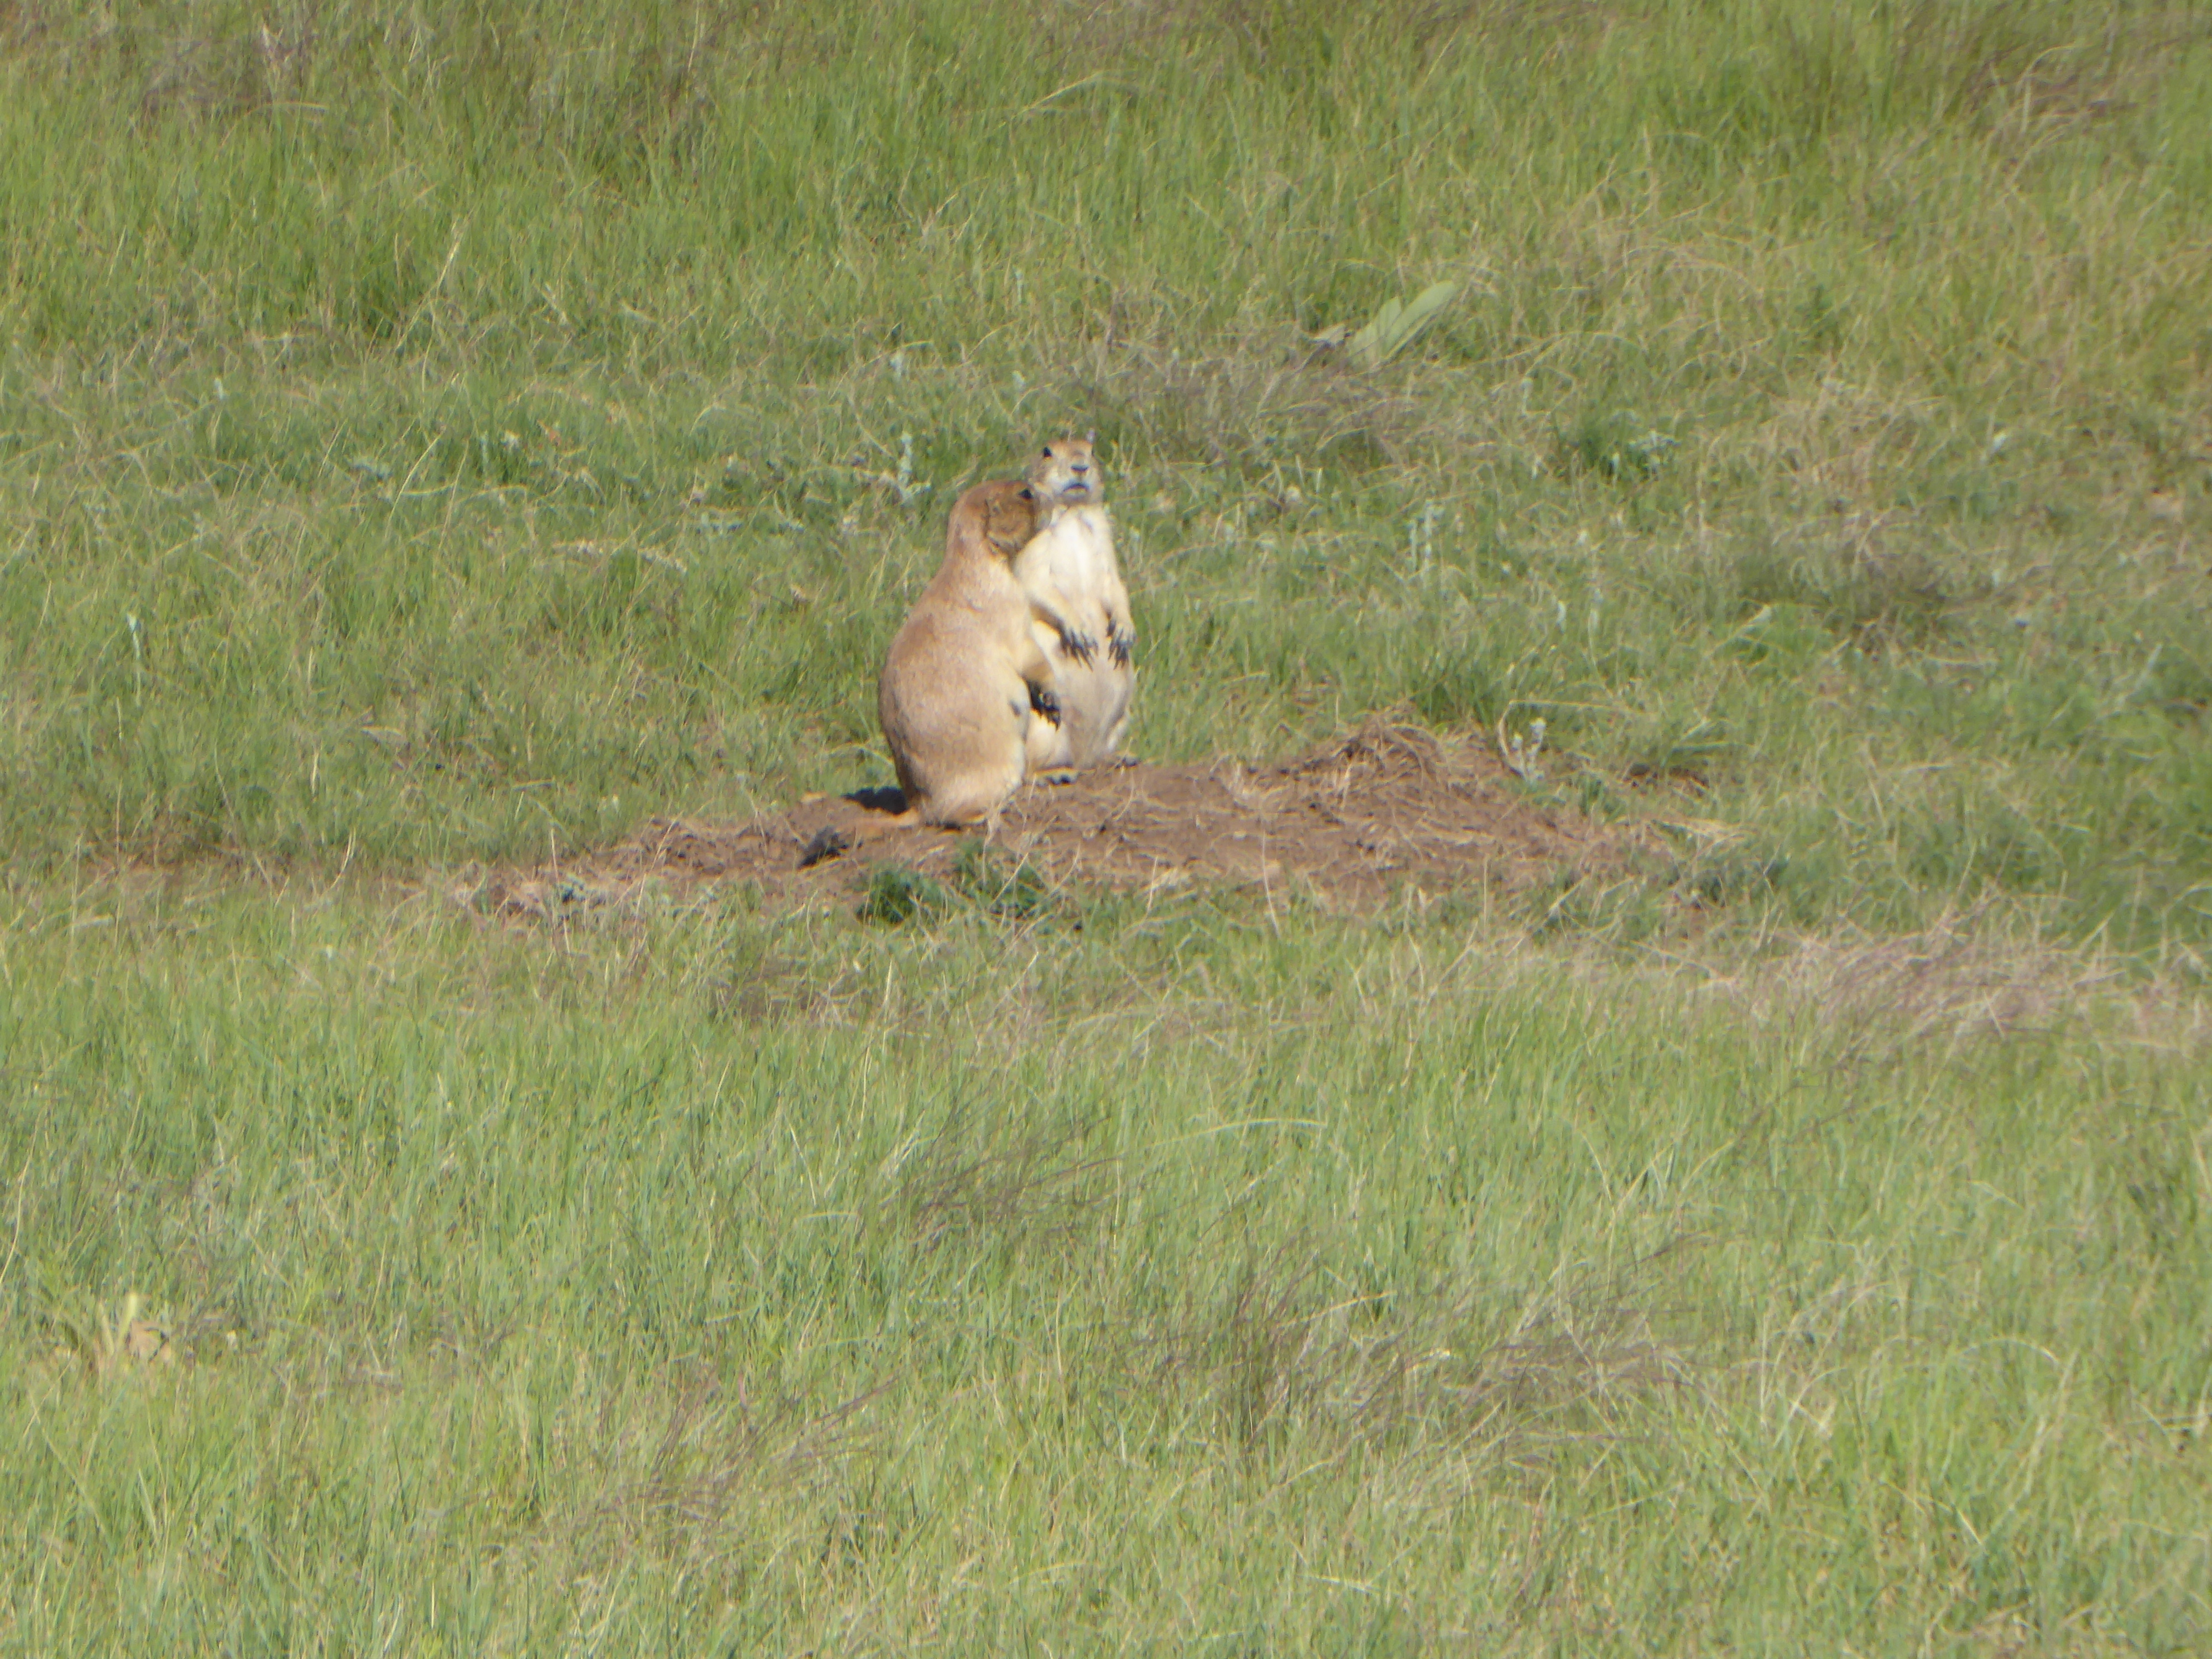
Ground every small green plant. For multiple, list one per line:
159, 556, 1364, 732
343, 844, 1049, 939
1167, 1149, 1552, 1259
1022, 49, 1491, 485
1345, 281, 1459, 372
1556, 409, 1679, 482
858, 846, 1058, 926
860, 863, 951, 925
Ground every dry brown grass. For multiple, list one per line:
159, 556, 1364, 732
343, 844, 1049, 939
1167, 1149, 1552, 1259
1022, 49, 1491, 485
1700, 902, 2212, 1057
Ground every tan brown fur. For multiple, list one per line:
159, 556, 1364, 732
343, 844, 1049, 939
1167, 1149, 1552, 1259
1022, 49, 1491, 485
878, 478, 1058, 827
1015, 434, 1136, 775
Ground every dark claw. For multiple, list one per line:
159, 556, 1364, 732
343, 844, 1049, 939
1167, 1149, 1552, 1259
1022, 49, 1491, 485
1109, 628, 1135, 667
1030, 685, 1062, 724
798, 826, 852, 868
1059, 630, 1098, 665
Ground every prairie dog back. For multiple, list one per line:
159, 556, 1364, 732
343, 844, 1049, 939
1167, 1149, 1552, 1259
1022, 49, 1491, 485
1015, 435, 1135, 772
877, 478, 1057, 827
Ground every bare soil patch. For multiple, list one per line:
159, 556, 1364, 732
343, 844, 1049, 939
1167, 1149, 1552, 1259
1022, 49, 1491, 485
479, 723, 1638, 920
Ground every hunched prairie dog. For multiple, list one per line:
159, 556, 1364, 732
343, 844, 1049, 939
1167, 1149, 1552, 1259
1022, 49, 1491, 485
878, 478, 1060, 828
1015, 434, 1135, 775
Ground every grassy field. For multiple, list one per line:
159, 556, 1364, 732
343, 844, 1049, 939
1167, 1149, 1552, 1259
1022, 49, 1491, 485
3, 0, 2210, 1650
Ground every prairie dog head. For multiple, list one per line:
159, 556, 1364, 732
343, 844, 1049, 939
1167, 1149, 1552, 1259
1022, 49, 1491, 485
951, 477, 1042, 562
1026, 432, 1103, 509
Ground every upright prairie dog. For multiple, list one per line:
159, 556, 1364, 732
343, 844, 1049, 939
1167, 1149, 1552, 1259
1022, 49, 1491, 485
1014, 434, 1135, 775
878, 478, 1060, 827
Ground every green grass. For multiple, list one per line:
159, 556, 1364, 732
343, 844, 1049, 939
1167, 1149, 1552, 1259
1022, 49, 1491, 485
4, 881, 2209, 1651
2, 0, 2207, 945
3, 0, 2211, 1650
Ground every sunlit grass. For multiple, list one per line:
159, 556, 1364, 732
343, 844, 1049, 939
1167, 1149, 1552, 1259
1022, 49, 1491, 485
2, 2, 2211, 1649
3, 1, 2207, 946
3, 879, 2208, 1650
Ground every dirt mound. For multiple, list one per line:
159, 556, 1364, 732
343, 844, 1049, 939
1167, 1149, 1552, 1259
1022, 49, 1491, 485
479, 723, 1634, 919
